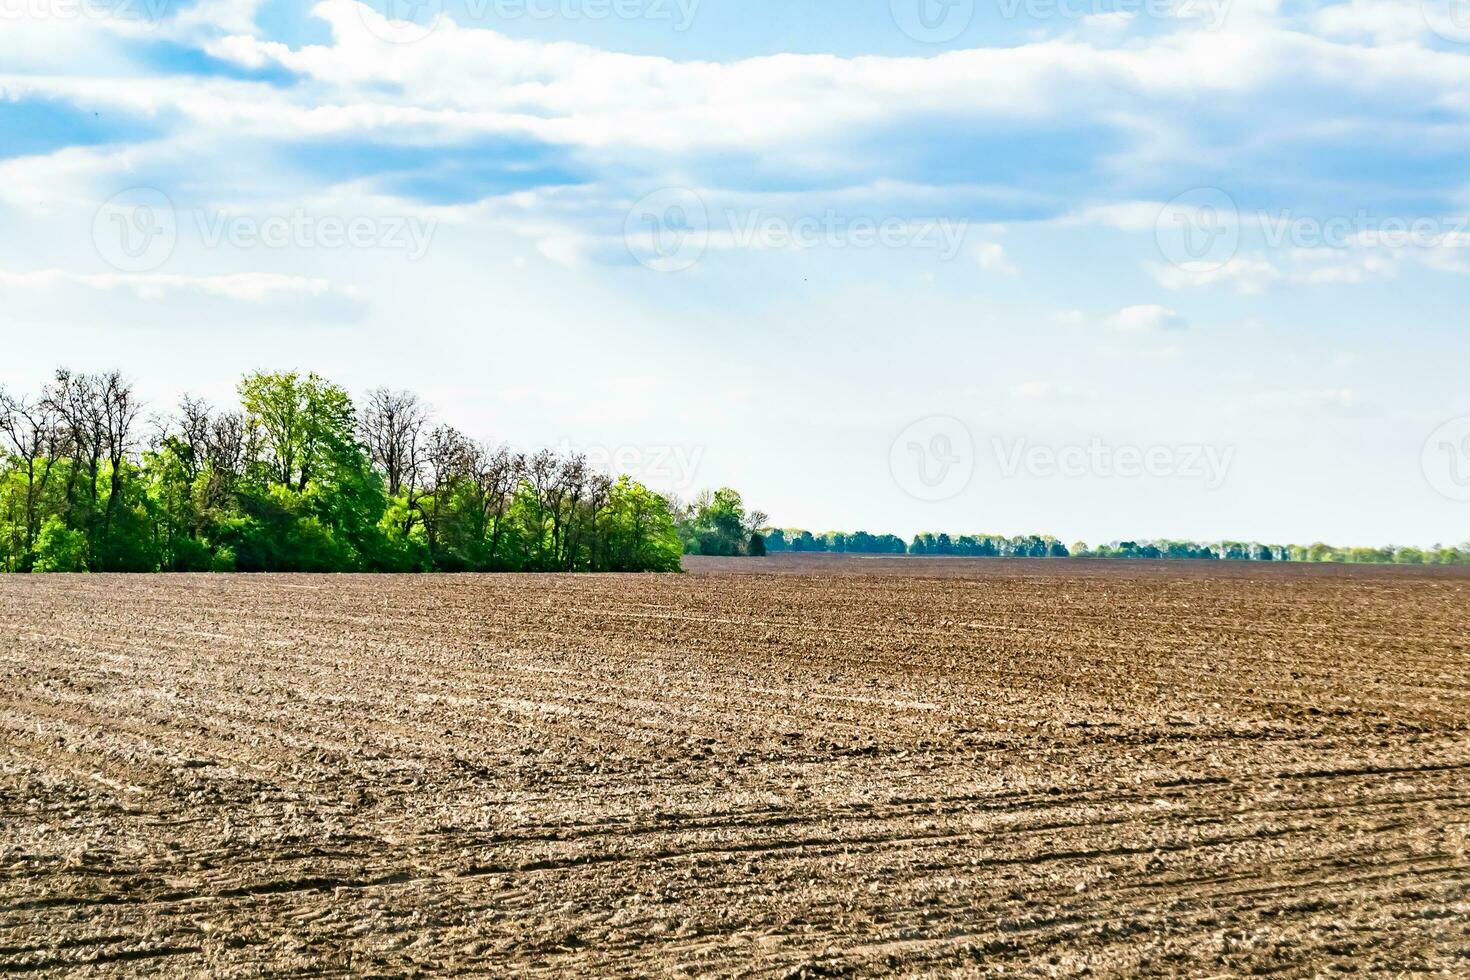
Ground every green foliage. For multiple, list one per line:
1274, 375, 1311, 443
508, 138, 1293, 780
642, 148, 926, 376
600, 477, 684, 572
209, 546, 237, 573
3, 368, 1460, 574
238, 372, 355, 491
32, 517, 87, 572
766, 529, 906, 554
0, 369, 690, 575
768, 528, 1468, 565
676, 487, 766, 556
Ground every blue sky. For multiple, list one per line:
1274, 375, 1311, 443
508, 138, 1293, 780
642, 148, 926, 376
2, 0, 1469, 546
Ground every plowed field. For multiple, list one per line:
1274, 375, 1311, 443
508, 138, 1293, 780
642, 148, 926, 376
3, 556, 1468, 976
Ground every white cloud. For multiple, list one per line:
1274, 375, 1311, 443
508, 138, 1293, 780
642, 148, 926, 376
1009, 381, 1092, 402
1059, 201, 1174, 232
1081, 11, 1138, 32
0, 269, 355, 303
12, 0, 1465, 170
1105, 304, 1188, 332
1052, 305, 1187, 333
1289, 247, 1399, 284
1148, 255, 1283, 294
1150, 235, 1470, 294
534, 234, 599, 267
1313, 0, 1430, 44
171, 0, 267, 38
973, 241, 1019, 276
1247, 387, 1371, 418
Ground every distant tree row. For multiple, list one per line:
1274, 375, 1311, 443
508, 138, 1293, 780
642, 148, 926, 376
761, 530, 1470, 565
1070, 539, 1468, 564
763, 529, 908, 554
0, 369, 683, 573
912, 533, 1070, 557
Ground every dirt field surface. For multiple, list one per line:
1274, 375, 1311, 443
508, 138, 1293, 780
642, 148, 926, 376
3, 556, 1469, 977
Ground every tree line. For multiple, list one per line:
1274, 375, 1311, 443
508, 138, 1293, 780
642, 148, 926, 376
673, 488, 769, 558
3, 368, 1461, 573
765, 530, 1470, 565
0, 369, 689, 573
764, 529, 908, 554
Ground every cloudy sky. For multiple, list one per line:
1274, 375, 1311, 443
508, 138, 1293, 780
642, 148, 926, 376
3, 0, 1469, 545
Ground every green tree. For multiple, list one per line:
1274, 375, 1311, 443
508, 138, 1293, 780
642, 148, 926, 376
678, 487, 761, 556
32, 516, 88, 572
600, 477, 683, 572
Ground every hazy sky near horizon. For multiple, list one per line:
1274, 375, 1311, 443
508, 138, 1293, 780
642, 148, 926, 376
3, 0, 1469, 545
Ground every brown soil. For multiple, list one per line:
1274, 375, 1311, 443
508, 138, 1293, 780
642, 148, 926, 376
2, 556, 1468, 976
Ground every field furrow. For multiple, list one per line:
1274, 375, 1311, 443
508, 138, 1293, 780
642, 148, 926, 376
2, 556, 1468, 975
